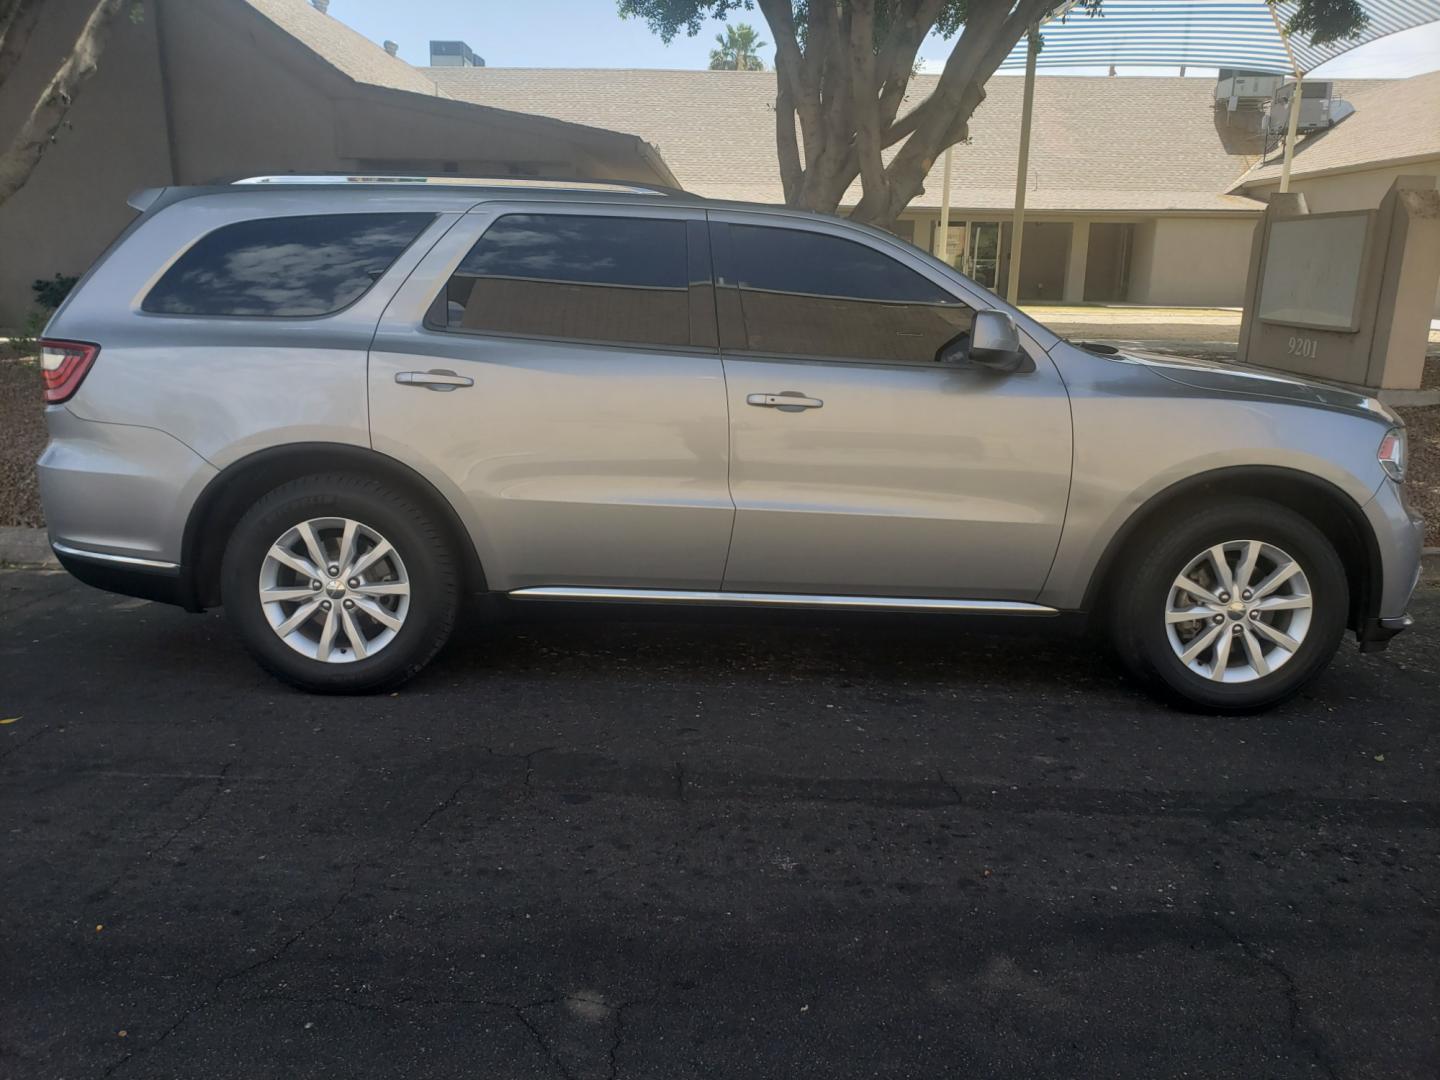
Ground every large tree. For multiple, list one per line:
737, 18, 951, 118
618, 0, 1370, 228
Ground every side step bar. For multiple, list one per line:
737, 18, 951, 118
507, 587, 1059, 616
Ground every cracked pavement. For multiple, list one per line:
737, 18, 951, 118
1, 569, 1437, 1078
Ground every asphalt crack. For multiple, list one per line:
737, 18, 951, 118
101, 767, 482, 1078
1208, 912, 1340, 1080
90, 762, 235, 904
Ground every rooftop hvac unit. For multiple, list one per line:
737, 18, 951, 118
1264, 80, 1336, 135
1215, 68, 1285, 113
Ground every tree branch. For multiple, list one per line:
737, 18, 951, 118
0, 0, 126, 206
863, 0, 1051, 225
774, 75, 802, 204
848, 0, 889, 217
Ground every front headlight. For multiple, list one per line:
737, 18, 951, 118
1378, 427, 1406, 483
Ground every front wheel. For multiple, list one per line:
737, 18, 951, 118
221, 474, 460, 693
1110, 498, 1349, 713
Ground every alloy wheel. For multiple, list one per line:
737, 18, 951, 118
1164, 539, 1313, 683
257, 517, 411, 663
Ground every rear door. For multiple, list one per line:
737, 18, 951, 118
711, 211, 1073, 601
368, 202, 733, 592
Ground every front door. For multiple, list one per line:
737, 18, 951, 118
368, 204, 733, 592
967, 221, 1002, 290
710, 213, 1072, 601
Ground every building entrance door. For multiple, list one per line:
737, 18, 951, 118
966, 222, 1001, 289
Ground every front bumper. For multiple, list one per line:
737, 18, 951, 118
1357, 613, 1415, 653
1357, 477, 1424, 650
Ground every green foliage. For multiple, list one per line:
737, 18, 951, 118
9, 275, 77, 356
31, 274, 78, 311
710, 22, 767, 69
9, 310, 47, 356
1270, 0, 1368, 46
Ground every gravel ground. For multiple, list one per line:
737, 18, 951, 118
1396, 402, 1440, 543
0, 358, 44, 528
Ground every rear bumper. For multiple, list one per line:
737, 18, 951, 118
51, 543, 190, 607
37, 407, 214, 569
38, 407, 214, 608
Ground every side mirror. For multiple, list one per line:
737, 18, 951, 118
965, 309, 1029, 373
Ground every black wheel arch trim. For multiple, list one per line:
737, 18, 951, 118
1080, 465, 1383, 632
179, 442, 487, 611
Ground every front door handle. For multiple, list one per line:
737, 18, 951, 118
746, 391, 823, 411
396, 369, 473, 391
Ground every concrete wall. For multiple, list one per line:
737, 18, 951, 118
1244, 161, 1440, 316
0, 0, 171, 331
1126, 217, 1257, 307
0, 0, 667, 330
1246, 160, 1440, 214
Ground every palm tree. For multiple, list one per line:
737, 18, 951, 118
709, 23, 766, 71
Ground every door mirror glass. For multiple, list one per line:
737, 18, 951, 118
940, 309, 1029, 373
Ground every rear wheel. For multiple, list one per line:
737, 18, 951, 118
1109, 498, 1348, 713
221, 474, 460, 693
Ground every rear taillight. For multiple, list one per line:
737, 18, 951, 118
39, 339, 99, 404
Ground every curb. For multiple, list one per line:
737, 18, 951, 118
0, 527, 57, 568
2, 528, 1438, 581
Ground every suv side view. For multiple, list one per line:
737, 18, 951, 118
37, 177, 1423, 712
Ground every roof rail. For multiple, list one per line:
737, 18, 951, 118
232, 174, 689, 197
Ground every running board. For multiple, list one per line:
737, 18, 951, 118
506, 587, 1059, 616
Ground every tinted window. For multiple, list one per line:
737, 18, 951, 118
443, 214, 692, 347
728, 225, 973, 363
143, 213, 433, 317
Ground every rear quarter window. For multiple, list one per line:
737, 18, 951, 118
142, 213, 434, 317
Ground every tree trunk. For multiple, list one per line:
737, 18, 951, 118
754, 0, 1054, 232
0, 0, 126, 208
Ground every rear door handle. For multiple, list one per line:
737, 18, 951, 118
396, 369, 473, 391
746, 391, 823, 410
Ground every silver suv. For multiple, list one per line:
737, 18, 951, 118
36, 177, 1423, 711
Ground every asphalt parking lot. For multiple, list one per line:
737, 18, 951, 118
2, 569, 1437, 1079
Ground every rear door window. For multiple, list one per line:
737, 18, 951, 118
143, 213, 433, 317
719, 223, 973, 364
439, 214, 709, 348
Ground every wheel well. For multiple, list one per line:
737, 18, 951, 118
181, 443, 486, 611
1086, 468, 1380, 632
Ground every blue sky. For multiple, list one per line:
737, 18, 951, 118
329, 1, 1440, 78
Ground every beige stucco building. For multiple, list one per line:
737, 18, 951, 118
430, 67, 1285, 307
0, 0, 673, 330
2, 0, 1437, 330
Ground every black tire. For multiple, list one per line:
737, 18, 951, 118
1109, 497, 1348, 714
220, 473, 460, 694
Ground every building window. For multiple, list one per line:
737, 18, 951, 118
143, 213, 433, 317
727, 224, 973, 364
441, 214, 694, 348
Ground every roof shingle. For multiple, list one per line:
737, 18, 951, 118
1233, 70, 1440, 189
429, 69, 1389, 213
245, 0, 442, 97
